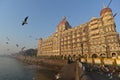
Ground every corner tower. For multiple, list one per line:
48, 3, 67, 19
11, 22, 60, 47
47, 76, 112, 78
100, 7, 116, 32
37, 38, 43, 56
56, 17, 72, 55
99, 6, 120, 57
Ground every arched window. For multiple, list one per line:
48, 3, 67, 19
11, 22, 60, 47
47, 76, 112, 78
112, 53, 116, 57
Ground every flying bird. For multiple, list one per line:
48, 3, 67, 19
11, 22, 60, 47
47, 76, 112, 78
16, 44, 19, 47
6, 37, 10, 41
35, 38, 38, 40
22, 16, 28, 26
6, 42, 9, 44
21, 46, 26, 51
29, 35, 32, 38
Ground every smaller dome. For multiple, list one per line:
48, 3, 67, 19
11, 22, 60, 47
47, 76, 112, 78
100, 7, 112, 16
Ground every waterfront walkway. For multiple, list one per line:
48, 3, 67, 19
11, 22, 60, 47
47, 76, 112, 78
59, 62, 91, 80
16, 56, 120, 80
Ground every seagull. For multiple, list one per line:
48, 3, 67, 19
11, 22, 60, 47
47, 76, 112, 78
29, 35, 32, 38
6, 42, 9, 44
22, 16, 28, 26
16, 44, 19, 47
21, 46, 26, 51
6, 37, 10, 41
35, 38, 38, 40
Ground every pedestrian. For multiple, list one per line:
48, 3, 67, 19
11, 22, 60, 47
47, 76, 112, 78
118, 72, 120, 78
67, 56, 73, 64
55, 73, 61, 80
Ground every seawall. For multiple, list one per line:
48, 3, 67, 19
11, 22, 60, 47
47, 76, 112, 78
16, 56, 67, 69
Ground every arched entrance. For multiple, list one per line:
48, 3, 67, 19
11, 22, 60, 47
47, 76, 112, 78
92, 54, 98, 58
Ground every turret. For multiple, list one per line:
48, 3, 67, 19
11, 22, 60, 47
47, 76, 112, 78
37, 38, 43, 56
100, 7, 116, 32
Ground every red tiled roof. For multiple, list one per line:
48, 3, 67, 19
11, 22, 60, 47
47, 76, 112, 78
59, 19, 67, 25
100, 7, 112, 16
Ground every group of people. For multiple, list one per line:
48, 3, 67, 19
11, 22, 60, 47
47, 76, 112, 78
67, 56, 120, 79
55, 56, 120, 80
85, 63, 120, 79
67, 56, 74, 64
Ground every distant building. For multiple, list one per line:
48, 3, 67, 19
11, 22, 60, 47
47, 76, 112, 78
37, 7, 120, 58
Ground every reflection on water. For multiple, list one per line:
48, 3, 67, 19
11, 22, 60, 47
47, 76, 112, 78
0, 56, 58, 80
0, 56, 34, 80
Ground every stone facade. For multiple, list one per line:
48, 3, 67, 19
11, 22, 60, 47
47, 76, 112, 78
37, 7, 120, 58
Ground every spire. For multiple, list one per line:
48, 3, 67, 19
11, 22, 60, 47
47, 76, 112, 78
103, 3, 106, 9
62, 16, 66, 20
107, 0, 112, 7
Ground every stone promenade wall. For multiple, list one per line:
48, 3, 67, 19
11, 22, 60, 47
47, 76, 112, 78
16, 56, 67, 67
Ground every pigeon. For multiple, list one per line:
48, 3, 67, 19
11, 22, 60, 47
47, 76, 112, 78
22, 16, 28, 26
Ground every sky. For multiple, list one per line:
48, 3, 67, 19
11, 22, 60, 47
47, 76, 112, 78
0, 0, 120, 54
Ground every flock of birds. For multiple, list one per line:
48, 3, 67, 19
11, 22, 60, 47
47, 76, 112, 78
5, 36, 26, 52
84, 63, 120, 79
5, 16, 38, 52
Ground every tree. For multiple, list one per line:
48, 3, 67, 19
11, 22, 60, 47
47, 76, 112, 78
24, 48, 37, 57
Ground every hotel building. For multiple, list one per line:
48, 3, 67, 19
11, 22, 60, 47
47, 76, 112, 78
37, 7, 120, 58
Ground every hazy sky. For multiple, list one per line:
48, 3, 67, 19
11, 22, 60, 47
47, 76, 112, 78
0, 0, 120, 54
